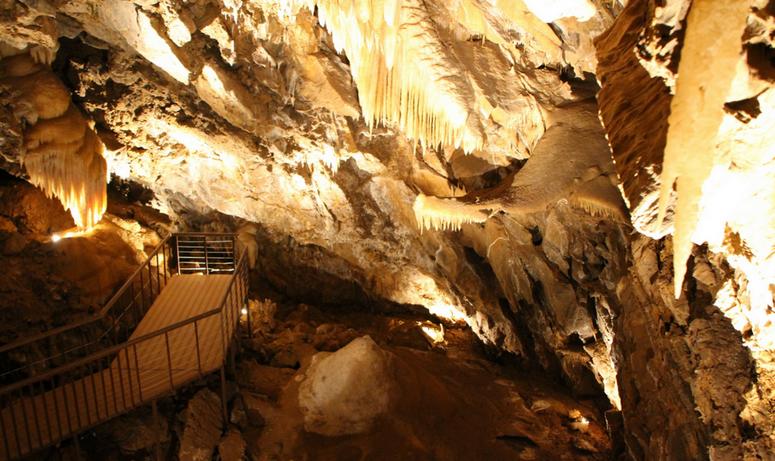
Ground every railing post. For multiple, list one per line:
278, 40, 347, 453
155, 252, 161, 296
1, 405, 11, 461
194, 320, 202, 377
220, 367, 228, 428
164, 332, 174, 392
73, 432, 81, 461
133, 344, 143, 403
204, 236, 210, 275
175, 235, 180, 275
220, 308, 229, 426
152, 400, 162, 461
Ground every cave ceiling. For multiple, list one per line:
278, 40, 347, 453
1, 0, 775, 457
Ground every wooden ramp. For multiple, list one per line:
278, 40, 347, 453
0, 234, 249, 461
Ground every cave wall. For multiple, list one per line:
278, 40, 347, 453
1, 1, 774, 460
595, 0, 775, 458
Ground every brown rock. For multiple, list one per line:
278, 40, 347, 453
236, 361, 295, 399
178, 388, 224, 461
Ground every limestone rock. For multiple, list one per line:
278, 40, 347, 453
1, 232, 26, 255
298, 336, 395, 436
178, 388, 224, 461
236, 361, 295, 399
218, 429, 247, 461
99, 410, 169, 456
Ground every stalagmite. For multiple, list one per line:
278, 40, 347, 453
0, 52, 107, 229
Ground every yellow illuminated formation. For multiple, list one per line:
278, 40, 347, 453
294, 0, 485, 152
1, 53, 107, 229
656, 0, 750, 298
413, 104, 628, 232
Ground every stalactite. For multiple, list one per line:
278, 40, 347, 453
412, 103, 629, 232
413, 193, 488, 233
656, 0, 750, 298
1, 52, 107, 229
295, 0, 484, 153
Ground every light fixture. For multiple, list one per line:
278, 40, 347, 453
241, 308, 248, 315
51, 234, 62, 242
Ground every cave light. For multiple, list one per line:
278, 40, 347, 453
418, 321, 445, 345
50, 227, 94, 243
521, 0, 597, 23
427, 302, 468, 323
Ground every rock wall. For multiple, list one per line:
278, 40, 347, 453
596, 0, 775, 458
0, 1, 773, 460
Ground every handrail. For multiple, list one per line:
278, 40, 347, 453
0, 306, 221, 395
98, 236, 172, 317
0, 237, 172, 355
0, 233, 249, 461
0, 233, 239, 381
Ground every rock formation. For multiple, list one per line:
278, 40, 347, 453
0, 0, 773, 459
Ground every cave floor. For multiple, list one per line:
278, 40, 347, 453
231, 300, 614, 460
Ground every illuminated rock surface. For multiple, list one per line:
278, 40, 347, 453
0, 0, 773, 459
298, 335, 394, 436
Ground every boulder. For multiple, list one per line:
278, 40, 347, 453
298, 336, 395, 436
178, 388, 223, 461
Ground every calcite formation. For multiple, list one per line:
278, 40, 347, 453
0, 0, 772, 459
0, 51, 107, 229
413, 102, 628, 232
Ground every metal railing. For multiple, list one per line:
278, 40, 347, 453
175, 234, 237, 274
0, 236, 175, 384
0, 234, 241, 383
0, 233, 248, 460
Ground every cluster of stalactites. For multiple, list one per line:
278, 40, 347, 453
24, 128, 108, 229
413, 193, 488, 233
296, 0, 484, 153
1, 52, 107, 229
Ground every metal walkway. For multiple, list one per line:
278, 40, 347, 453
0, 233, 250, 460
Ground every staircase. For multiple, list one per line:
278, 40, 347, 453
0, 233, 250, 460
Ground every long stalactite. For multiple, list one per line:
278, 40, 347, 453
1, 52, 107, 229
